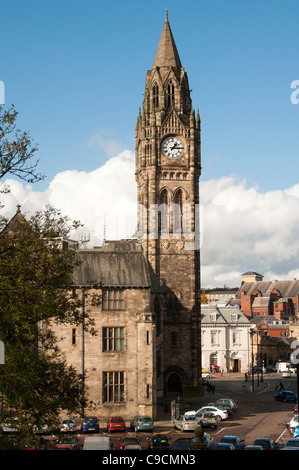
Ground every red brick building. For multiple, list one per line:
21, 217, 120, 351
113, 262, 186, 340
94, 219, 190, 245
236, 272, 299, 321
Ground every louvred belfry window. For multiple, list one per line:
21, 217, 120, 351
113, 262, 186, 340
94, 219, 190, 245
152, 83, 159, 108
166, 80, 175, 107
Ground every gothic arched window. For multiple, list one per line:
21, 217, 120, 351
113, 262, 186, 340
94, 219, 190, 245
173, 189, 183, 234
158, 189, 169, 235
152, 83, 159, 108
166, 80, 175, 107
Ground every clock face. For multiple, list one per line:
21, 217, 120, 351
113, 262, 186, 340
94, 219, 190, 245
161, 136, 184, 159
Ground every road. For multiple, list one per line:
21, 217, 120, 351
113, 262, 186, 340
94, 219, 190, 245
70, 372, 297, 450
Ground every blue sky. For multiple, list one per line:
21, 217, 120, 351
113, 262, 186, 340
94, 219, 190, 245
1, 0, 299, 287
1, 0, 298, 192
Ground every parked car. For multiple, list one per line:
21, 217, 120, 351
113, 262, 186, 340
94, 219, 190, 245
81, 416, 99, 433
286, 415, 299, 433
59, 418, 77, 433
23, 437, 52, 450
83, 436, 112, 450
292, 425, 299, 437
253, 438, 279, 450
54, 436, 80, 450
170, 438, 192, 450
196, 411, 218, 429
107, 416, 126, 433
202, 372, 211, 379
190, 432, 214, 450
282, 370, 292, 378
213, 443, 235, 450
282, 438, 299, 450
37, 423, 52, 434
123, 444, 142, 450
196, 406, 228, 421
173, 414, 201, 432
119, 437, 142, 450
130, 415, 153, 432
274, 390, 297, 403
2, 418, 20, 434
215, 398, 237, 411
244, 445, 263, 450
209, 402, 233, 416
266, 365, 277, 373
148, 434, 171, 450
220, 435, 245, 450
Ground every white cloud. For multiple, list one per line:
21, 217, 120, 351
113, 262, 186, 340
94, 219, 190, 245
2, 153, 299, 289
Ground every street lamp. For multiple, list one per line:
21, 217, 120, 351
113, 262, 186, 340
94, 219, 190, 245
250, 329, 255, 392
250, 328, 260, 391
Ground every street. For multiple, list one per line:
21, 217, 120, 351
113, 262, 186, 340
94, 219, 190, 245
51, 372, 298, 450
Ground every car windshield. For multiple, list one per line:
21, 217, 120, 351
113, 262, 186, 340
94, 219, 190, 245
111, 418, 124, 423
221, 437, 236, 443
123, 438, 139, 444
185, 416, 197, 421
62, 419, 73, 424
152, 436, 169, 444
255, 439, 270, 445
85, 417, 97, 423
139, 416, 151, 422
58, 437, 75, 444
287, 440, 299, 448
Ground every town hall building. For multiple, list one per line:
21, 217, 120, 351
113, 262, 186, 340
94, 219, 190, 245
6, 12, 203, 421
54, 11, 203, 419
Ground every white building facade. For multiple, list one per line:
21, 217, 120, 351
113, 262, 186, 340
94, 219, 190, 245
201, 305, 251, 373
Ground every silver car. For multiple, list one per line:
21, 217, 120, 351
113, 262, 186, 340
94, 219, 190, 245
60, 418, 77, 433
173, 414, 201, 432
286, 415, 299, 434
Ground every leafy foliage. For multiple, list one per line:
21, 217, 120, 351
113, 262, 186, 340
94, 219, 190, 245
0, 207, 96, 446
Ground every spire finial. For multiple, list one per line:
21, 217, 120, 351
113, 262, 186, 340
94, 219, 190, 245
165, 8, 168, 22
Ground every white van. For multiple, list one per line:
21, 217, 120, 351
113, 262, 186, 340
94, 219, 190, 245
83, 435, 112, 450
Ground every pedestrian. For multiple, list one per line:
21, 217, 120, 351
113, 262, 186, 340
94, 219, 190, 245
210, 384, 215, 394
245, 373, 248, 382
221, 368, 224, 376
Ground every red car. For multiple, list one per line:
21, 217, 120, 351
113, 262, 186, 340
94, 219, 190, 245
107, 416, 126, 433
54, 436, 80, 450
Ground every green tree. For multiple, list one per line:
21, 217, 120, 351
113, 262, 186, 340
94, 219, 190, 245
0, 104, 44, 184
0, 207, 96, 448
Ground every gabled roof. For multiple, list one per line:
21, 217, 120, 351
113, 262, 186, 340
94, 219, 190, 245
237, 279, 299, 299
1, 205, 28, 235
201, 305, 250, 324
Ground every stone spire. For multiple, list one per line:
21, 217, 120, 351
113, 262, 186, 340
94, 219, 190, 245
152, 9, 182, 69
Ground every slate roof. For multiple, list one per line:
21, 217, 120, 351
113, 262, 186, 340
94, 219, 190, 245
237, 279, 299, 299
201, 305, 250, 324
71, 240, 163, 292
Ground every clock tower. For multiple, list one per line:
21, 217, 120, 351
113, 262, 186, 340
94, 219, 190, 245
135, 11, 202, 398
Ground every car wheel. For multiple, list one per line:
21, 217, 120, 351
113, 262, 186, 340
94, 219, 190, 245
215, 415, 221, 421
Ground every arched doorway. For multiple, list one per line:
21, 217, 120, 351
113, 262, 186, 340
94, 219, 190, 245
167, 372, 182, 394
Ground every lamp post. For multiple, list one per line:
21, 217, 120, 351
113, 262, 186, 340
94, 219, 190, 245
250, 330, 255, 392
81, 286, 86, 419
